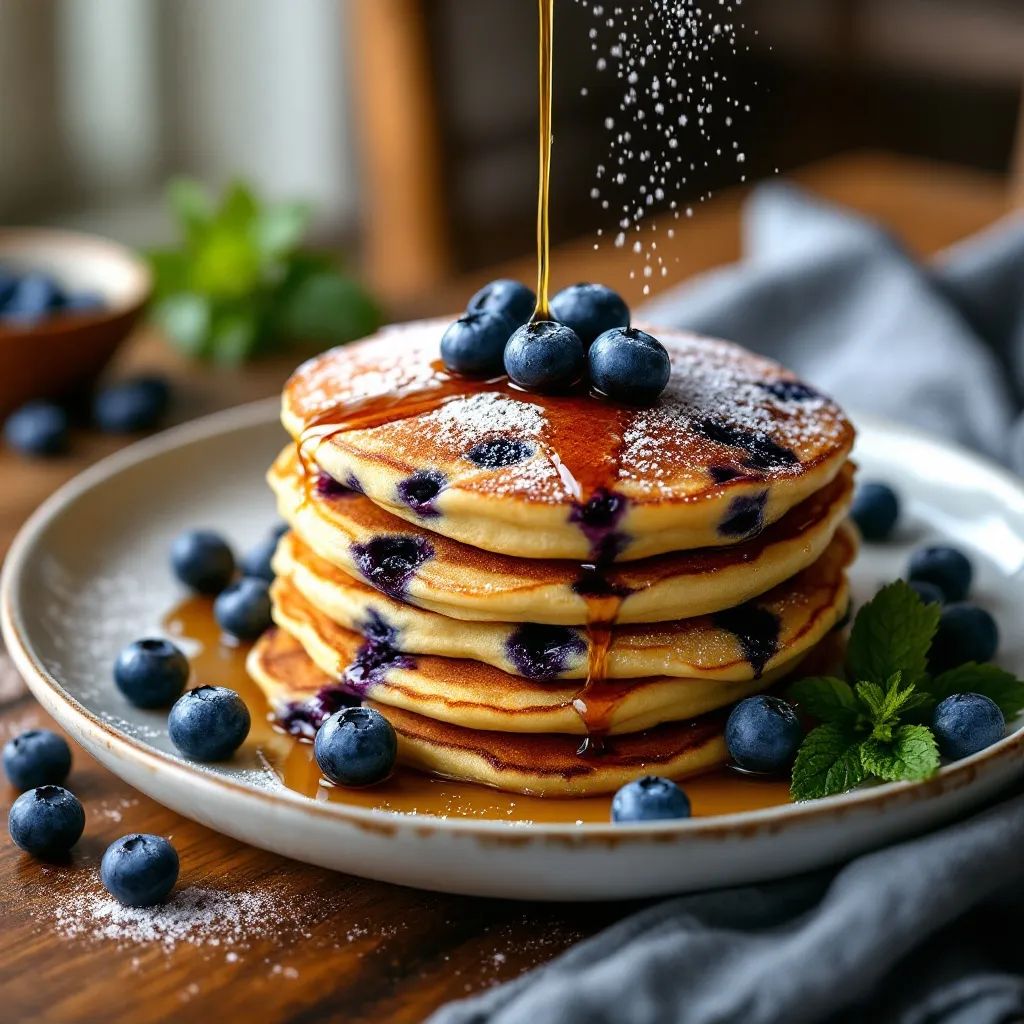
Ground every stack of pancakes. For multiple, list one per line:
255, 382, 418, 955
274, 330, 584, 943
248, 319, 857, 796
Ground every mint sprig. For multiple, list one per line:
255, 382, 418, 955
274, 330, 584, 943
788, 581, 1024, 801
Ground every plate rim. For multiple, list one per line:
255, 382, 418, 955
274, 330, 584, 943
3, 397, 1023, 843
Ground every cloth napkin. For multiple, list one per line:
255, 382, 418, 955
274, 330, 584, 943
430, 185, 1024, 1024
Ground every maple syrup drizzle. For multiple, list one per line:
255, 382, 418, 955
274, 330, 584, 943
534, 0, 555, 319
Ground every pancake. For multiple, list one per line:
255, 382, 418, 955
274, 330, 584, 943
282, 319, 854, 562
267, 576, 804, 734
248, 627, 730, 796
273, 524, 856, 682
269, 447, 854, 624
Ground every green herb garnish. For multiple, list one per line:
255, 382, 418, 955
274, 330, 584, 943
788, 581, 1024, 800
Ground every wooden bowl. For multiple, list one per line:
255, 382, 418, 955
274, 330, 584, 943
0, 228, 152, 416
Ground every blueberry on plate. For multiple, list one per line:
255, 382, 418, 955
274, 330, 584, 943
504, 321, 585, 392
550, 282, 630, 348
908, 545, 972, 603
611, 775, 691, 823
168, 686, 251, 761
907, 580, 945, 606
170, 529, 235, 594
2, 729, 72, 791
440, 311, 513, 377
8, 785, 85, 858
466, 279, 535, 329
4, 401, 69, 457
850, 482, 899, 541
725, 695, 803, 774
929, 603, 999, 674
314, 706, 397, 787
588, 327, 671, 405
0, 272, 64, 326
240, 534, 279, 584
92, 375, 171, 433
214, 577, 272, 641
932, 693, 1004, 760
101, 834, 179, 907
114, 638, 190, 709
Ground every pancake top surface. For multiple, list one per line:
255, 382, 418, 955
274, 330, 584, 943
282, 319, 854, 560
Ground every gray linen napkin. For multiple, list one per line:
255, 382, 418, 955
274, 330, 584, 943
430, 186, 1024, 1024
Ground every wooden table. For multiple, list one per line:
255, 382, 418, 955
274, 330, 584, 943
0, 153, 1012, 1023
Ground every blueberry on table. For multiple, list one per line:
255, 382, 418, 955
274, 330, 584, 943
440, 311, 513, 377
932, 693, 1004, 760
214, 577, 272, 641
114, 638, 190, 709
8, 785, 85, 858
725, 695, 803, 774
611, 775, 691, 823
907, 580, 945, 606
170, 529, 235, 594
314, 707, 397, 787
929, 603, 999, 673
0, 272, 64, 326
850, 482, 899, 541
2, 730, 72, 791
240, 533, 279, 584
549, 282, 630, 348
588, 327, 671, 405
466, 279, 535, 329
908, 545, 972, 603
168, 686, 251, 761
4, 401, 69, 457
101, 834, 179, 907
504, 321, 585, 392
92, 375, 171, 433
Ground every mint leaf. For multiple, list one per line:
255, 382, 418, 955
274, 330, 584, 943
790, 723, 865, 800
925, 663, 1024, 719
847, 581, 940, 688
787, 676, 858, 724
859, 725, 939, 782
855, 679, 887, 721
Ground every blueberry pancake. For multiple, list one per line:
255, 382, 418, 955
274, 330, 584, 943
272, 524, 856, 682
247, 627, 730, 797
282, 319, 855, 562
268, 447, 854, 624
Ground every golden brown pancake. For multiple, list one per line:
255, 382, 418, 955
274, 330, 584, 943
282, 319, 854, 561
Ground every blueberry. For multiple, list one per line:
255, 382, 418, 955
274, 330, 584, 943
611, 775, 691, 823
441, 311, 513, 377
272, 522, 289, 541
214, 577, 272, 640
725, 695, 803, 774
850, 482, 899, 541
929, 603, 999, 673
100, 834, 179, 907
908, 580, 945, 606
466, 279, 535, 328
932, 693, 1004, 760
240, 534, 278, 584
504, 321, 585, 392
170, 529, 235, 594
2, 730, 72, 791
4, 401, 69, 457
314, 706, 397, 787
588, 327, 671, 405
0, 272, 64, 326
466, 437, 535, 468
549, 282, 630, 348
908, 545, 972, 603
114, 638, 190, 709
8, 785, 85, 857
92, 375, 171, 433
168, 686, 251, 761
0, 265, 16, 306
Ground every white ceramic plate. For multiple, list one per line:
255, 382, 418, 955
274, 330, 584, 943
4, 401, 1024, 900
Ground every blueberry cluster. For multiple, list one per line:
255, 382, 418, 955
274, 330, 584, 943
0, 266, 104, 328
4, 728, 178, 907
441, 279, 671, 405
4, 374, 172, 458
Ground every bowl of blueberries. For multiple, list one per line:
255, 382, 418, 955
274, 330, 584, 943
0, 227, 152, 416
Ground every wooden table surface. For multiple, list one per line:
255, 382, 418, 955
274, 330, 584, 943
0, 153, 1013, 1024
